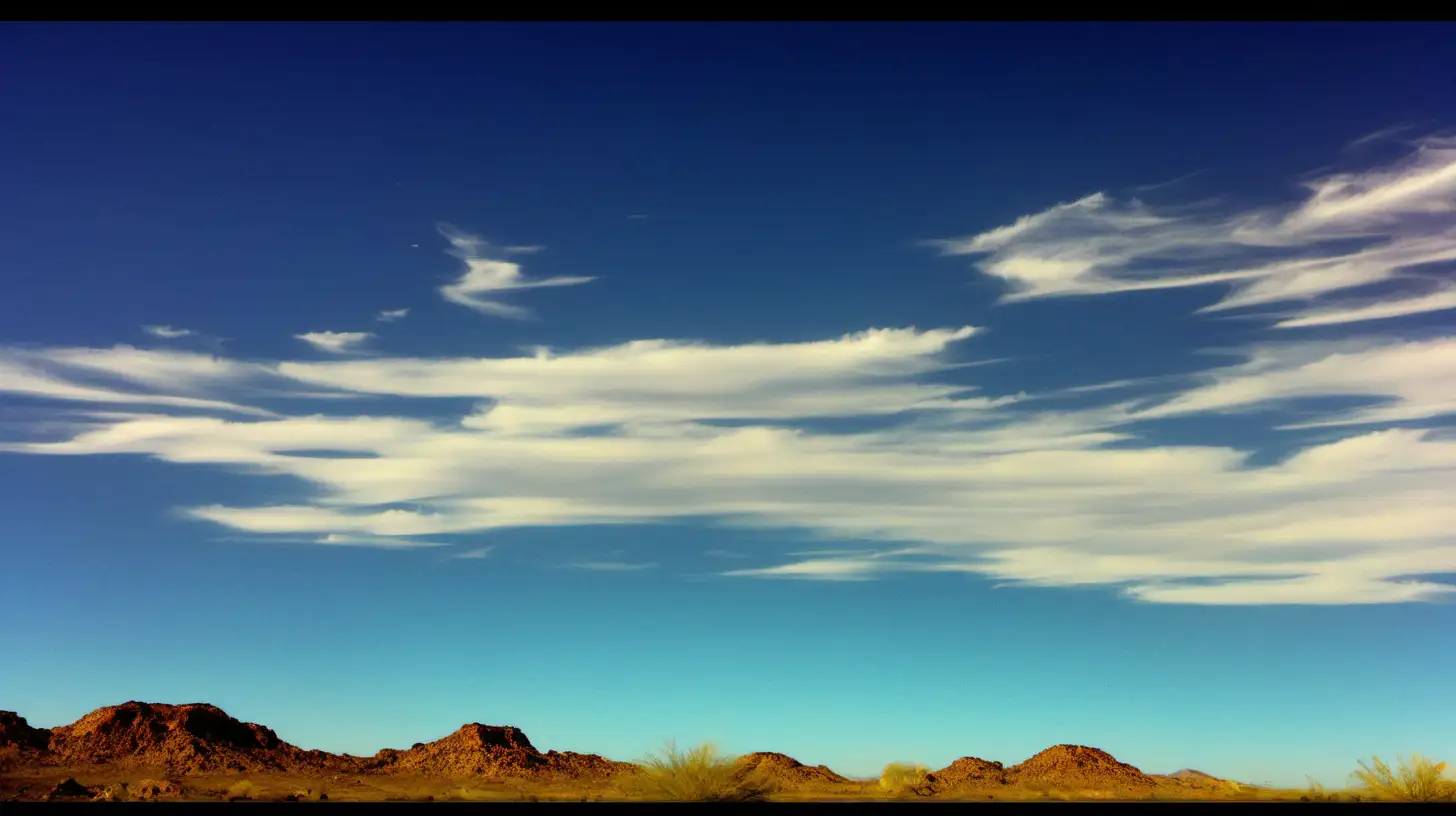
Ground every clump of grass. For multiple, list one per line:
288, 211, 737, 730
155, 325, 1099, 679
1350, 754, 1454, 802
96, 782, 130, 801
878, 762, 933, 797
618, 740, 775, 802
225, 780, 261, 801
0, 745, 21, 773
1301, 776, 1342, 802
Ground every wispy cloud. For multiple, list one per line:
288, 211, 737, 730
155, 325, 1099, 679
296, 331, 375, 354
142, 325, 195, 339
723, 557, 882, 581
315, 533, 447, 549
6, 318, 1452, 605
375, 308, 410, 323
4, 141, 1456, 606
569, 561, 658, 571
1344, 123, 1416, 151
930, 134, 1456, 329
437, 226, 593, 319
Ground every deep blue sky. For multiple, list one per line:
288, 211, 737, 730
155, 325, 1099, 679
2, 23, 1455, 788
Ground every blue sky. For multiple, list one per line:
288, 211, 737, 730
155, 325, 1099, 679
2, 23, 1455, 788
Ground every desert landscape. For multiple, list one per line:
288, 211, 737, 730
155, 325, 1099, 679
1, 700, 1433, 803
4, 22, 1456, 809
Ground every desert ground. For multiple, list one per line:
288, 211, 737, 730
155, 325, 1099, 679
0, 701, 1422, 802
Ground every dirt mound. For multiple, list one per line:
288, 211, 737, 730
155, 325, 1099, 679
929, 756, 1007, 790
45, 701, 348, 774
370, 723, 630, 780
44, 777, 98, 800
1161, 768, 1241, 790
1006, 745, 1155, 789
1167, 768, 1219, 783
542, 748, 638, 780
733, 752, 849, 785
0, 711, 51, 751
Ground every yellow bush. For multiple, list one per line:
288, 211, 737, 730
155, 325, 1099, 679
619, 740, 775, 802
879, 762, 933, 797
1351, 754, 1455, 802
226, 780, 261, 801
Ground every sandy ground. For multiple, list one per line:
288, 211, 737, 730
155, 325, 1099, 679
1, 763, 1315, 802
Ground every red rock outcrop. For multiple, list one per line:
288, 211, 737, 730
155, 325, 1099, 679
929, 755, 1008, 790
43, 701, 352, 774
368, 723, 631, 780
1005, 744, 1155, 788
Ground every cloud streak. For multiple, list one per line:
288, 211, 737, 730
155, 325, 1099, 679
930, 135, 1456, 329
437, 226, 593, 319
296, 331, 375, 354
142, 325, 195, 339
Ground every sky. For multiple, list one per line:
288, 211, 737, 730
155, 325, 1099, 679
1, 22, 1454, 789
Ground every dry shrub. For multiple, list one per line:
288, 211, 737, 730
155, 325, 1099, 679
0, 745, 21, 773
226, 780, 261, 801
618, 740, 775, 802
1351, 754, 1455, 802
878, 762, 933, 797
94, 782, 130, 801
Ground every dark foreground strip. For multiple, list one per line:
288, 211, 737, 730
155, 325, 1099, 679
0, 803, 1418, 813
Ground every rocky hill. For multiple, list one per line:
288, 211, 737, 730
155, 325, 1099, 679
1005, 744, 1155, 789
368, 723, 631, 780
40, 702, 352, 774
733, 752, 849, 785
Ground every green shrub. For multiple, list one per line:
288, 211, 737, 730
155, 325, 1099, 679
619, 740, 775, 802
1350, 754, 1455, 802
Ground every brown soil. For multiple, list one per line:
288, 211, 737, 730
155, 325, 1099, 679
130, 778, 185, 800
734, 752, 849, 785
1005, 744, 1156, 788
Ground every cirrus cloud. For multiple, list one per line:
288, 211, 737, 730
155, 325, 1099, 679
930, 135, 1456, 329
437, 225, 594, 319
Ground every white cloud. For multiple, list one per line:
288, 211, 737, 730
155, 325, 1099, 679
437, 226, 593, 319
931, 135, 1456, 328
1273, 285, 1456, 328
1133, 335, 1456, 427
723, 557, 883, 581
295, 331, 375, 354
448, 546, 494, 560
5, 323, 1453, 605
1125, 575, 1455, 605
142, 325, 195, 339
375, 308, 410, 322
315, 533, 448, 549
0, 351, 272, 417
